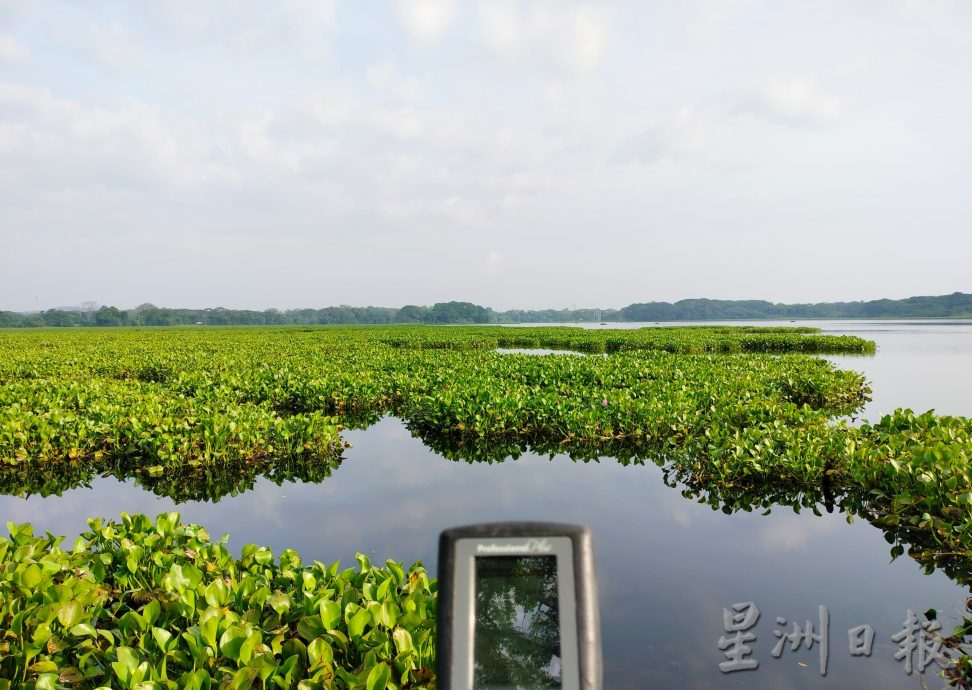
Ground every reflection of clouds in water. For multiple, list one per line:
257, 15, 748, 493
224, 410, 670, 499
246, 481, 287, 529
0, 477, 176, 539
753, 514, 842, 554
401, 500, 430, 523
655, 488, 698, 528
820, 324, 972, 419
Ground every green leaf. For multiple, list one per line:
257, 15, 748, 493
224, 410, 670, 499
29, 660, 58, 674
297, 616, 325, 641
334, 667, 360, 688
219, 626, 246, 662
21, 563, 43, 588
153, 626, 175, 652
307, 637, 333, 668
301, 571, 316, 592
118, 610, 146, 635
57, 600, 83, 628
166, 563, 191, 592
116, 646, 138, 669
200, 615, 219, 650
376, 577, 391, 601
32, 623, 52, 645
348, 609, 370, 639
142, 599, 161, 627
268, 591, 291, 615
35, 674, 58, 690
206, 579, 230, 608
156, 512, 180, 537
392, 628, 414, 655
379, 602, 398, 628
239, 632, 259, 665
231, 667, 260, 690
319, 600, 341, 630
69, 623, 97, 638
366, 662, 390, 690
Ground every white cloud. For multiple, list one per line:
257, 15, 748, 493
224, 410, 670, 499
365, 63, 423, 102
485, 250, 503, 272
613, 106, 710, 165
0, 33, 27, 62
286, 0, 337, 28
133, 1, 338, 60
393, 0, 456, 42
738, 77, 843, 128
477, 1, 611, 75
366, 105, 423, 141
282, 0, 338, 60
556, 5, 610, 74
478, 0, 520, 61
2, 2, 971, 310
0, 81, 239, 191
378, 194, 486, 227
298, 89, 355, 129
685, 0, 754, 42
85, 21, 140, 69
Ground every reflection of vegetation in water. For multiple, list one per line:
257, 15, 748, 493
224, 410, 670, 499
407, 408, 972, 579
415, 418, 972, 594
474, 556, 562, 690
662, 468, 972, 687
0, 450, 344, 503
662, 463, 972, 587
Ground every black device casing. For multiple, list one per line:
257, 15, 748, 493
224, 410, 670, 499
436, 522, 602, 690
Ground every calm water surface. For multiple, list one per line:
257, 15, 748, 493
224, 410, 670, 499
4, 320, 972, 689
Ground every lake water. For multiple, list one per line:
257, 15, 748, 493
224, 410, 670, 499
3, 320, 972, 688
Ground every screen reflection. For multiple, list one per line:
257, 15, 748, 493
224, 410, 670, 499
474, 555, 562, 690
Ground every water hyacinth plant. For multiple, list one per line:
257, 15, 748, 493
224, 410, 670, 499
0, 512, 436, 689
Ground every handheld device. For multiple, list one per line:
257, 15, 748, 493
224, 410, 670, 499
436, 522, 601, 690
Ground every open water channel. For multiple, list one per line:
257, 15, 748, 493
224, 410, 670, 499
4, 320, 972, 688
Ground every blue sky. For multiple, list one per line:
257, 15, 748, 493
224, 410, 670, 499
2, 0, 970, 311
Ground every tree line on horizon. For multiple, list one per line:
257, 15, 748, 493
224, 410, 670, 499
1, 293, 970, 328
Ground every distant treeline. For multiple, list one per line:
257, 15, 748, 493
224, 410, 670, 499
2, 293, 971, 328
614, 292, 972, 321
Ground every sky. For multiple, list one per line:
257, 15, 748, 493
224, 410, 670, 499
1, 0, 971, 312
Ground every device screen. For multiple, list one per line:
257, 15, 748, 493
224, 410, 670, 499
473, 555, 562, 690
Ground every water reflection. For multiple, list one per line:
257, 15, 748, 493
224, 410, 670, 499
1, 415, 967, 688
474, 555, 562, 690
0, 452, 342, 503
496, 348, 589, 357
3, 415, 971, 590
666, 466, 972, 587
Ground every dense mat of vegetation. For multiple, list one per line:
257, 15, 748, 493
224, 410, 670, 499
3, 291, 970, 327
3, 325, 972, 685
0, 513, 436, 689
0, 325, 871, 476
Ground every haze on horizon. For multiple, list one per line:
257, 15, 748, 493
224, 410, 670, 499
2, 1, 970, 313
